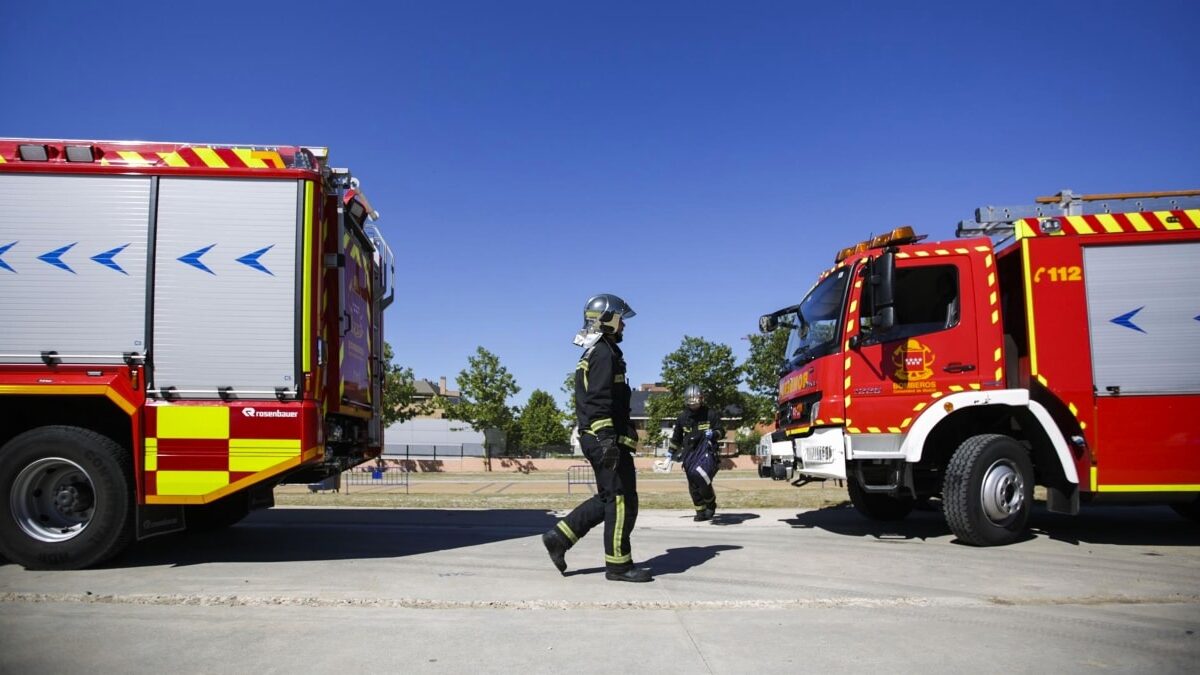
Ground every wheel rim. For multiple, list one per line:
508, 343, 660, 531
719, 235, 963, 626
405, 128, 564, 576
10, 457, 96, 543
979, 458, 1025, 524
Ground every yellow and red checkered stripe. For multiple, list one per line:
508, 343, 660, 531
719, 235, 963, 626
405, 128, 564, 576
1015, 209, 1200, 238
143, 403, 316, 504
99, 147, 286, 169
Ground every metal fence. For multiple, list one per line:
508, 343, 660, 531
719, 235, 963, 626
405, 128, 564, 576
341, 467, 410, 494
567, 464, 596, 494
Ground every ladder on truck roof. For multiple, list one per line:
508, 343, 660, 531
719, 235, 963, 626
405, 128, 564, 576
957, 189, 1200, 239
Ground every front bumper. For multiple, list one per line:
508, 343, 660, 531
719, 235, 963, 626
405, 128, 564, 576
793, 427, 848, 480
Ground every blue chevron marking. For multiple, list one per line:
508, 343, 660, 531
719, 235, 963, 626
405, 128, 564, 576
91, 244, 131, 275
38, 243, 78, 274
236, 245, 275, 276
1110, 306, 1146, 334
179, 244, 217, 275
0, 241, 16, 273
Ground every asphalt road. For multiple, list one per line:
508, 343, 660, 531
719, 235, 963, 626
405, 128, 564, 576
1, 504, 1198, 674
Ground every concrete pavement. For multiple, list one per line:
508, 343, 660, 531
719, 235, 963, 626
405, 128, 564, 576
1, 504, 1198, 673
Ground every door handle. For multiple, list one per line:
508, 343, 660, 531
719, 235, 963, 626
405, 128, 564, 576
943, 362, 976, 373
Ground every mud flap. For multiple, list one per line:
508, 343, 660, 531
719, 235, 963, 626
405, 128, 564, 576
248, 483, 276, 511
1046, 482, 1079, 515
136, 504, 186, 541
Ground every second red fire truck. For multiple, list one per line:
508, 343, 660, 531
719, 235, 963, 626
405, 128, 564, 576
0, 138, 394, 568
760, 189, 1200, 545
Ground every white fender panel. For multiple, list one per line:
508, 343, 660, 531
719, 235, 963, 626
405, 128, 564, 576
899, 389, 1078, 484
1027, 399, 1079, 484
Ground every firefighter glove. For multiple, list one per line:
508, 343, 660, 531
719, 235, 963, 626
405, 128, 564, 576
599, 436, 620, 470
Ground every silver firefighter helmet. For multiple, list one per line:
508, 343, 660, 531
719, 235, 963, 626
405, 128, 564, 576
684, 384, 703, 409
582, 293, 636, 335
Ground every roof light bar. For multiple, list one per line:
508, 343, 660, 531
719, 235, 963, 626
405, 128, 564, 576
833, 226, 926, 262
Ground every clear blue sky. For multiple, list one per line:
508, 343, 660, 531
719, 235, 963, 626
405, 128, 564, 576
3, 1, 1197, 408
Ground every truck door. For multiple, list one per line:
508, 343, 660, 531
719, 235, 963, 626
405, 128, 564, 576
153, 178, 300, 398
335, 200, 375, 414
1083, 241, 1200, 489
0, 174, 151, 366
848, 256, 983, 432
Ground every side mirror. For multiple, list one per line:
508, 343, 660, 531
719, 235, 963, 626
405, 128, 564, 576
759, 313, 778, 333
872, 306, 895, 333
867, 251, 896, 333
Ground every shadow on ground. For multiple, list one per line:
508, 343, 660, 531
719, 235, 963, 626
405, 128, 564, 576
784, 503, 952, 542
564, 544, 742, 578
784, 502, 1200, 547
711, 513, 760, 526
100, 508, 559, 569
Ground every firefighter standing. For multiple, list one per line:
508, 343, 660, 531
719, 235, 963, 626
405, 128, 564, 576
670, 384, 725, 521
542, 294, 652, 583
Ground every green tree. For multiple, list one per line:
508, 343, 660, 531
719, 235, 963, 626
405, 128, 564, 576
442, 346, 521, 460
517, 389, 570, 450
381, 341, 430, 426
645, 336, 742, 447
561, 371, 576, 414
740, 328, 789, 426
735, 428, 763, 455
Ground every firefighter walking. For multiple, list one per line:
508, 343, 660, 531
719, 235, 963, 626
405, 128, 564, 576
542, 294, 652, 583
670, 384, 725, 521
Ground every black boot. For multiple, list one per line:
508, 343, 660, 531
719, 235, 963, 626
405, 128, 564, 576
693, 509, 711, 522
542, 529, 569, 574
605, 566, 653, 583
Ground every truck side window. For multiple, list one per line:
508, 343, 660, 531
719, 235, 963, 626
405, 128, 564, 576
876, 264, 959, 341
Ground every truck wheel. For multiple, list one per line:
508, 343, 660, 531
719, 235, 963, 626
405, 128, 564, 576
847, 480, 914, 521
185, 494, 250, 532
943, 434, 1033, 546
0, 426, 134, 570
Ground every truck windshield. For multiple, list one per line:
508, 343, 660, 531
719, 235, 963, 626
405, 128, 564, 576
781, 266, 851, 370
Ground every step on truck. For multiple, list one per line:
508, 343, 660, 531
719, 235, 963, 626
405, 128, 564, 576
758, 190, 1200, 545
0, 139, 394, 568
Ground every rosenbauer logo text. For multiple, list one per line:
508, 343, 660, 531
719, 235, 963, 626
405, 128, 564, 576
241, 407, 299, 418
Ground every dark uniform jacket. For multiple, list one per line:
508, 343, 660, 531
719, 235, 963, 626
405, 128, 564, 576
575, 337, 638, 449
670, 405, 725, 456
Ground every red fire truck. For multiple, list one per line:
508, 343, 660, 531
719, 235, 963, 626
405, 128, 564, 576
759, 190, 1200, 545
0, 138, 394, 568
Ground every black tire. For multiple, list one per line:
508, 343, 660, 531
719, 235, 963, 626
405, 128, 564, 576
185, 493, 251, 532
0, 426, 134, 570
1170, 498, 1200, 523
847, 479, 915, 521
943, 434, 1034, 546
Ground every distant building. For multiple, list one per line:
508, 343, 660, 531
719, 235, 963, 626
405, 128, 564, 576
383, 418, 505, 458
408, 375, 461, 419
